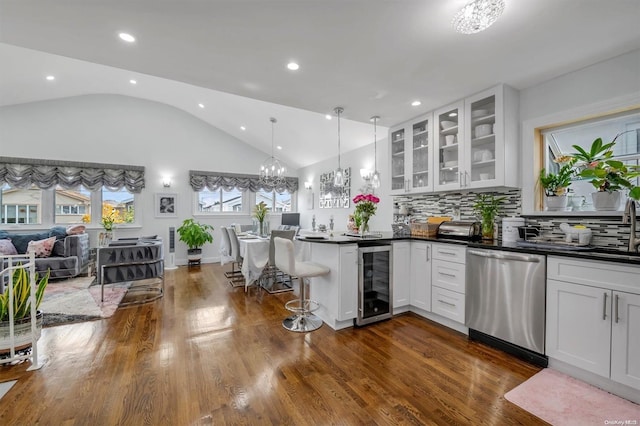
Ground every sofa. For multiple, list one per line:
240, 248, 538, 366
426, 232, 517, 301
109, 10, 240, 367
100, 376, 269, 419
0, 226, 90, 280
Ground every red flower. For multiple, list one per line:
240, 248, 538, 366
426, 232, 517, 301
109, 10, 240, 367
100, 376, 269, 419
353, 193, 380, 204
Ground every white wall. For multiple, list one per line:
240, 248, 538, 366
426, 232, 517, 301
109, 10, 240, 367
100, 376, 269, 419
296, 139, 392, 234
519, 49, 640, 213
0, 94, 296, 264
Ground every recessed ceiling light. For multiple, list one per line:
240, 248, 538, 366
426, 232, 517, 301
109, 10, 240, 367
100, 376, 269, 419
449, 112, 457, 117
198, 103, 205, 108
119, 33, 136, 43
325, 114, 332, 120
287, 62, 299, 71
411, 100, 421, 107
129, 79, 137, 85
45, 75, 55, 81
240, 126, 246, 131
276, 145, 282, 150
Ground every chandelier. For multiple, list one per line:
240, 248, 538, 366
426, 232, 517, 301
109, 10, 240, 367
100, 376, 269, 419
259, 117, 287, 187
452, 0, 505, 34
371, 116, 381, 190
333, 107, 345, 187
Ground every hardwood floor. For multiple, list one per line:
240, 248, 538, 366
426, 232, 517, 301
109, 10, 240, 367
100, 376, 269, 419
0, 264, 546, 425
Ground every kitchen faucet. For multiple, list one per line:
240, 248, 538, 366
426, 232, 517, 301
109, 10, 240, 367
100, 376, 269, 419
622, 198, 640, 253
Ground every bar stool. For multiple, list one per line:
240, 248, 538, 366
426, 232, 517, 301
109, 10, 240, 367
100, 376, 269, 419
274, 237, 330, 332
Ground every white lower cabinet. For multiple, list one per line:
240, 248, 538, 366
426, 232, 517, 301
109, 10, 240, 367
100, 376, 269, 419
430, 243, 466, 324
546, 256, 640, 391
392, 242, 411, 309
410, 241, 431, 311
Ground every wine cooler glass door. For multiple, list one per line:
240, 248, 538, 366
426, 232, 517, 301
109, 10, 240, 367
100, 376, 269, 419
357, 245, 393, 326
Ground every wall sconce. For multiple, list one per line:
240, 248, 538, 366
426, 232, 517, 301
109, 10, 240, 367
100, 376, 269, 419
162, 177, 172, 188
360, 168, 373, 181
304, 181, 313, 190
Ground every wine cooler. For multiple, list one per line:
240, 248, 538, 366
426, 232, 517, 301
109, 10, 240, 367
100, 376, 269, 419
356, 244, 393, 326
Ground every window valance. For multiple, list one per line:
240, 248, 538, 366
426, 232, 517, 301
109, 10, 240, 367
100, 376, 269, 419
0, 157, 145, 193
189, 170, 298, 193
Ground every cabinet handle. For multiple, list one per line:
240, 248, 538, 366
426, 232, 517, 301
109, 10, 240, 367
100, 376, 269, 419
438, 299, 456, 307
458, 171, 464, 186
439, 271, 456, 278
438, 250, 456, 256
465, 171, 470, 186
426, 246, 430, 261
615, 294, 620, 324
603, 292, 608, 320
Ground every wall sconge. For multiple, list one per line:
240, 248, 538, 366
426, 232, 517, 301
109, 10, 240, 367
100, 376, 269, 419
162, 177, 172, 188
304, 181, 313, 190
360, 168, 373, 181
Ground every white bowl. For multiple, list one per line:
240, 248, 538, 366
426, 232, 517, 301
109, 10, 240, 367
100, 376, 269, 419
441, 120, 457, 130
445, 135, 456, 145
472, 109, 489, 118
444, 160, 458, 168
475, 124, 492, 137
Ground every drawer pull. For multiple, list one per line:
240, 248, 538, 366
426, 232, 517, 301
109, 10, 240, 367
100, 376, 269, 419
438, 251, 457, 256
437, 299, 456, 307
603, 292, 608, 321
615, 294, 620, 324
439, 272, 456, 278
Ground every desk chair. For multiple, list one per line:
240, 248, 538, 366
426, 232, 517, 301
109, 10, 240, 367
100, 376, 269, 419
274, 237, 330, 332
260, 229, 296, 294
221, 227, 244, 287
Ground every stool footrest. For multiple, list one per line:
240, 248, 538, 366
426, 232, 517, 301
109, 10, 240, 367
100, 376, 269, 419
285, 299, 319, 314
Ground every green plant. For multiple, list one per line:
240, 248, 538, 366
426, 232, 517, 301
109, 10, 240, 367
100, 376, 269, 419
539, 161, 575, 196
253, 202, 269, 223
472, 194, 506, 239
0, 267, 49, 322
571, 137, 640, 200
176, 219, 214, 250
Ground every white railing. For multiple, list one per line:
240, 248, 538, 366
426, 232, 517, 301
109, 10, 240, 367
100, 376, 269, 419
0, 252, 42, 369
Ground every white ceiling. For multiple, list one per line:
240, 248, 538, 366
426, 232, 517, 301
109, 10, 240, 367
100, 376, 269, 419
1, 0, 639, 169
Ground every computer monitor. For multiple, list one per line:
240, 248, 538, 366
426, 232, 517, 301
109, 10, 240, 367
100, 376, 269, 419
281, 212, 300, 227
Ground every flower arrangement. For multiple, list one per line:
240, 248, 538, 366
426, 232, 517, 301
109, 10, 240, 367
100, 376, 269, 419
539, 157, 576, 196
101, 204, 124, 231
253, 201, 269, 223
353, 193, 380, 234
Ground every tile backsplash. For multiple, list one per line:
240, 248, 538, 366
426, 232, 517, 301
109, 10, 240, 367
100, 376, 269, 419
394, 189, 632, 250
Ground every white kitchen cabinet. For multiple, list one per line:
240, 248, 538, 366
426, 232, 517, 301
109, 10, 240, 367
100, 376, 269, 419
433, 84, 519, 192
338, 245, 359, 321
392, 241, 411, 309
389, 113, 434, 194
430, 242, 466, 324
410, 241, 431, 311
546, 256, 640, 391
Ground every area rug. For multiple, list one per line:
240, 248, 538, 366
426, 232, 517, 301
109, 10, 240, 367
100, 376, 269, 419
0, 380, 16, 401
39, 276, 130, 327
505, 368, 640, 425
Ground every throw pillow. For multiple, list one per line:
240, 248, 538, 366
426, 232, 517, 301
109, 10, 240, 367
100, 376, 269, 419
0, 239, 18, 255
66, 224, 86, 235
26, 236, 57, 258
10, 232, 50, 254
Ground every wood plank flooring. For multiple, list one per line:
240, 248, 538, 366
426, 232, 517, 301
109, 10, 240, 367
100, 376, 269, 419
0, 264, 546, 425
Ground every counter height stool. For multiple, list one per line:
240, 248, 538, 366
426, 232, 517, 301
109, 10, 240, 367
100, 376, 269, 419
274, 237, 330, 332
260, 229, 296, 294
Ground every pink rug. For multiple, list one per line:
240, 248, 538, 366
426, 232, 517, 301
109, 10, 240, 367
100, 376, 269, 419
505, 369, 640, 425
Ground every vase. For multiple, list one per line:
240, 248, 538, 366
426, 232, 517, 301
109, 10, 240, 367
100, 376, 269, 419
359, 213, 371, 236
591, 191, 621, 211
545, 195, 568, 211
99, 231, 113, 247
481, 219, 495, 240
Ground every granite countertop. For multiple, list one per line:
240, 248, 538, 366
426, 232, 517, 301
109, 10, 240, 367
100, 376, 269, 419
296, 232, 640, 265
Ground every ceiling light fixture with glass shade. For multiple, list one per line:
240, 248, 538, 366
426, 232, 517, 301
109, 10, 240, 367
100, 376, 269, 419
452, 0, 505, 34
259, 117, 287, 187
370, 115, 381, 190
333, 107, 345, 187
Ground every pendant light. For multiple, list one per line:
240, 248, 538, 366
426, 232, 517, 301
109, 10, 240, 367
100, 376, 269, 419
259, 117, 286, 187
333, 107, 345, 187
371, 115, 381, 190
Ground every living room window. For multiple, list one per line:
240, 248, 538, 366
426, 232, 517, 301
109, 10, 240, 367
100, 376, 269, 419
54, 185, 91, 224
0, 184, 41, 224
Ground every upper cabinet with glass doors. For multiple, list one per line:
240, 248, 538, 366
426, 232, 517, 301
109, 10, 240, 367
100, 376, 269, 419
389, 114, 434, 195
434, 101, 465, 191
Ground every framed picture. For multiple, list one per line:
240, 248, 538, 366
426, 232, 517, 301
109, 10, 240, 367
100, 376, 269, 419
155, 193, 177, 217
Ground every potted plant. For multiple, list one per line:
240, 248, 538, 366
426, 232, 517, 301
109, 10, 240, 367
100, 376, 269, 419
0, 266, 49, 353
539, 159, 575, 211
571, 136, 640, 210
473, 193, 506, 240
176, 218, 214, 265
253, 202, 269, 237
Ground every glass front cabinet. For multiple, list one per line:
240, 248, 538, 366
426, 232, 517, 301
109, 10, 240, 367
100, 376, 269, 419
389, 84, 519, 194
389, 114, 434, 195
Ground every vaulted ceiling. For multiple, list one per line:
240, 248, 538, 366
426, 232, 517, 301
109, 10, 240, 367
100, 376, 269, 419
1, 0, 639, 168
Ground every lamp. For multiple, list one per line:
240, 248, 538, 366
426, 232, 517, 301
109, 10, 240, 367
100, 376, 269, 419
333, 107, 344, 187
304, 181, 313, 190
370, 115, 381, 189
452, 0, 505, 34
360, 169, 373, 180
259, 117, 287, 187
162, 176, 171, 188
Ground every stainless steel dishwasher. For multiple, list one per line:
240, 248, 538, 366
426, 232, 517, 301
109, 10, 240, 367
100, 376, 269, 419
465, 248, 547, 365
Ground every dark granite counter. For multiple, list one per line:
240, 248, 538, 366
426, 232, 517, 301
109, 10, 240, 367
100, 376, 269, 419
296, 232, 640, 265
